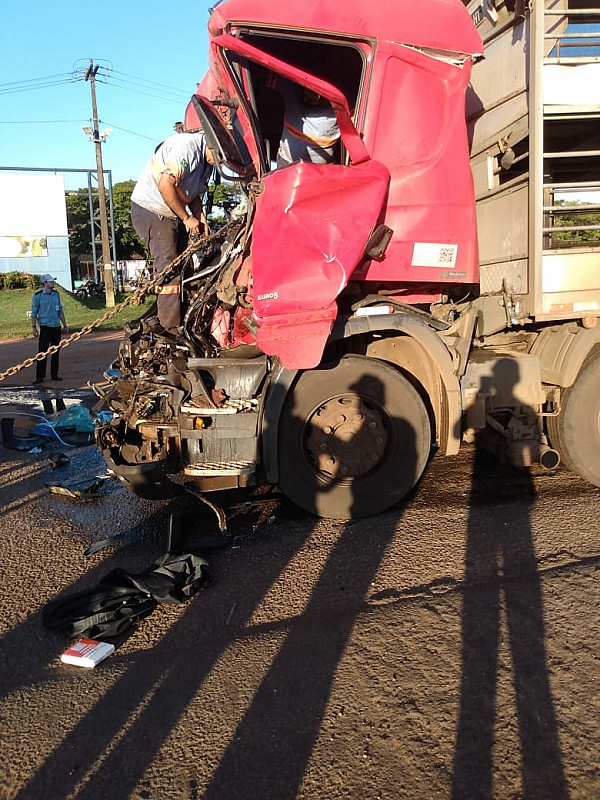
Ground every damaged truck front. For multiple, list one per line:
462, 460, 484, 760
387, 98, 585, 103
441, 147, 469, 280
97, 0, 600, 519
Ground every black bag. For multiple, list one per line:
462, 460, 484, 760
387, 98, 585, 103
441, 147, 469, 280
42, 552, 211, 639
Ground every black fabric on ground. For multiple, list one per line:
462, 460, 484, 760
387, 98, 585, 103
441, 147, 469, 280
42, 552, 211, 639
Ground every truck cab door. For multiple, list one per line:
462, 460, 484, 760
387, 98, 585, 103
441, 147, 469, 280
210, 33, 391, 368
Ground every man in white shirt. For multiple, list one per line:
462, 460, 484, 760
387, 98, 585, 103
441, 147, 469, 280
131, 129, 214, 332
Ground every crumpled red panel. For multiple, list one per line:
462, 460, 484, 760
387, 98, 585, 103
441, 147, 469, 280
251, 159, 390, 368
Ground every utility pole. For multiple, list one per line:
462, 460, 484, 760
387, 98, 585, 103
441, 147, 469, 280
84, 59, 115, 307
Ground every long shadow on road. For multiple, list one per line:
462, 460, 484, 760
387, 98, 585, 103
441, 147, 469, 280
452, 361, 569, 799
202, 514, 401, 800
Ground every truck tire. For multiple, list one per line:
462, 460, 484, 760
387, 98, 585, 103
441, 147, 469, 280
547, 346, 600, 488
75, 289, 87, 301
278, 355, 431, 519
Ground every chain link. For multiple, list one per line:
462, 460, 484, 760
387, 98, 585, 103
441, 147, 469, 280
0, 229, 219, 384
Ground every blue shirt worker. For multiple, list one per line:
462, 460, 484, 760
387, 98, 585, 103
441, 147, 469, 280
31, 273, 68, 384
131, 128, 214, 333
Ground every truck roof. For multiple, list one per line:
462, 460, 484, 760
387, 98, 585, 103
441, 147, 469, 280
209, 0, 483, 57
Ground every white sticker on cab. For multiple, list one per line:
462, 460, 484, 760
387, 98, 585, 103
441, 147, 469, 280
412, 243, 458, 268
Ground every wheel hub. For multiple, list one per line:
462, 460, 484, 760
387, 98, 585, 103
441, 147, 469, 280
304, 395, 388, 479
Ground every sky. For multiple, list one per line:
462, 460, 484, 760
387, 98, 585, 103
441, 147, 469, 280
1, 0, 214, 191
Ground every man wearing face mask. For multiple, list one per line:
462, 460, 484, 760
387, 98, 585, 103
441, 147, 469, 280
31, 274, 68, 385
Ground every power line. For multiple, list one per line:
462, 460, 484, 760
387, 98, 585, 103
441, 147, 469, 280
0, 71, 83, 89
104, 68, 191, 97
0, 117, 169, 143
102, 74, 188, 100
96, 76, 186, 105
97, 122, 162, 143
0, 119, 89, 124
0, 74, 83, 95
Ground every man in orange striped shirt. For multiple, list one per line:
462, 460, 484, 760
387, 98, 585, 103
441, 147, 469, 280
276, 81, 340, 168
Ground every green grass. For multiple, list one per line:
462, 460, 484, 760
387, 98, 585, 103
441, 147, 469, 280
0, 286, 155, 339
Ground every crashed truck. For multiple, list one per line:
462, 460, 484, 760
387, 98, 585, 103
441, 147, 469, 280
95, 0, 600, 519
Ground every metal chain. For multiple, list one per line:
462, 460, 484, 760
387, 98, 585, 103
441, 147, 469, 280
0, 229, 218, 384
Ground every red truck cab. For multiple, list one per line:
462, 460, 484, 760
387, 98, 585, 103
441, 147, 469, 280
196, 0, 483, 368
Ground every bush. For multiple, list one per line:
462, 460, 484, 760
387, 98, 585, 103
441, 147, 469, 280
0, 271, 40, 290
23, 273, 38, 290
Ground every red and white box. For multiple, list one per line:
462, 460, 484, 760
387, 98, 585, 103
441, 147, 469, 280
60, 638, 115, 668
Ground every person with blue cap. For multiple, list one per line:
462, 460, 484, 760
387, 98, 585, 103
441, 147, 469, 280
31, 274, 68, 384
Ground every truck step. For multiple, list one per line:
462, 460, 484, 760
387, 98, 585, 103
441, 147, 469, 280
184, 460, 256, 477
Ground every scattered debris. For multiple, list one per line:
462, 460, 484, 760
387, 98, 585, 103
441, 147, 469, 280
84, 530, 147, 557
60, 639, 115, 668
30, 422, 71, 448
53, 405, 96, 434
48, 452, 70, 468
1, 417, 46, 451
47, 479, 104, 502
1, 404, 98, 452
42, 551, 211, 639
226, 603, 237, 626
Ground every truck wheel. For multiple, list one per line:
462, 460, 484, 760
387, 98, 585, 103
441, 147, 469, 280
547, 346, 600, 488
75, 289, 87, 301
278, 355, 431, 519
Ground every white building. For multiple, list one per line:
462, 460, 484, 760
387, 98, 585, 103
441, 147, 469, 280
0, 173, 72, 290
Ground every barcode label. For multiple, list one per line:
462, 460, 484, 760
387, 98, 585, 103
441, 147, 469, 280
412, 243, 458, 268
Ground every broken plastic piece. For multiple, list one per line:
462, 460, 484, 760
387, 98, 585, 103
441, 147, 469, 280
84, 529, 146, 557
31, 422, 71, 447
54, 405, 96, 434
47, 479, 104, 501
48, 452, 70, 468
1, 417, 46, 451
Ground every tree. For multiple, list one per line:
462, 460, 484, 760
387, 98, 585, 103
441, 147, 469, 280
112, 180, 145, 259
66, 178, 245, 268
65, 181, 145, 263
65, 190, 94, 259
552, 199, 600, 247
208, 179, 244, 221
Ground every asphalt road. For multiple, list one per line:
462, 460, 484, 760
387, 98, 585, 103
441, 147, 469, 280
0, 414, 598, 799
